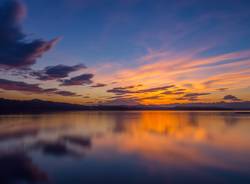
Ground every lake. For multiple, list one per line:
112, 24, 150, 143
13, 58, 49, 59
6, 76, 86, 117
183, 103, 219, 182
0, 111, 250, 184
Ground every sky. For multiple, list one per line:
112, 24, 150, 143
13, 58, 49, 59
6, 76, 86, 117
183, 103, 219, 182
0, 0, 250, 105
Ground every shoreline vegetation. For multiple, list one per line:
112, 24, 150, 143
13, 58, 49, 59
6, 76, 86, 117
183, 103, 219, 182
0, 98, 250, 114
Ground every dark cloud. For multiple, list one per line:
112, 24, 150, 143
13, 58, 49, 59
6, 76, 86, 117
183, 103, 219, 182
40, 88, 80, 97
106, 85, 140, 94
183, 93, 210, 97
82, 96, 90, 98
137, 85, 175, 93
54, 90, 81, 97
115, 85, 138, 90
0, 78, 81, 97
175, 88, 186, 92
0, 0, 59, 68
107, 85, 175, 95
91, 83, 107, 88
32, 64, 86, 81
162, 91, 184, 95
177, 93, 210, 101
103, 96, 140, 105
107, 87, 136, 95
60, 73, 94, 86
0, 78, 46, 93
42, 88, 58, 93
0, 152, 48, 184
223, 95, 241, 101
216, 88, 228, 91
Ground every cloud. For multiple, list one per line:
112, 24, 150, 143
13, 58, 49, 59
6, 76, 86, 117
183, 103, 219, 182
223, 95, 241, 101
54, 90, 81, 97
0, 78, 46, 93
107, 49, 250, 100
115, 85, 138, 90
91, 83, 107, 88
103, 96, 140, 105
60, 73, 94, 86
162, 90, 185, 95
177, 93, 210, 101
184, 93, 210, 98
106, 85, 141, 95
159, 88, 186, 96
107, 84, 175, 95
0, 0, 59, 68
137, 85, 175, 93
107, 87, 136, 95
32, 64, 86, 80
0, 78, 81, 97
82, 96, 90, 98
216, 88, 228, 91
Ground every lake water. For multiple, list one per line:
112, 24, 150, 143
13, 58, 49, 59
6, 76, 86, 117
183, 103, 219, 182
0, 111, 250, 184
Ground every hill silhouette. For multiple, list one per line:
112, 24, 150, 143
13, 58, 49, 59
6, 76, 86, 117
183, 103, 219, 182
0, 98, 249, 114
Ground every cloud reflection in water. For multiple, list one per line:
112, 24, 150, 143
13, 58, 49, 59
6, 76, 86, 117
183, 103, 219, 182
0, 111, 249, 183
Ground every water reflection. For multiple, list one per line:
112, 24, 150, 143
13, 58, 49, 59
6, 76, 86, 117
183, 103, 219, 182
0, 151, 48, 184
0, 111, 250, 183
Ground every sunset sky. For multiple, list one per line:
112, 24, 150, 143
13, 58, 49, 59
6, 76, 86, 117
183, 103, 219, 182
0, 0, 250, 105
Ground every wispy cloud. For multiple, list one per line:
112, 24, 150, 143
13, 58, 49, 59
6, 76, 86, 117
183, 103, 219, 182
95, 48, 250, 104
0, 0, 249, 105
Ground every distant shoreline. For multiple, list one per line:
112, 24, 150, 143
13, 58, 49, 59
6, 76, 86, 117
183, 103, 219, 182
1, 107, 250, 116
0, 98, 249, 115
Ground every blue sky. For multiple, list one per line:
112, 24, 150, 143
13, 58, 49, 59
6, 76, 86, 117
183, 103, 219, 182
0, 0, 250, 104
20, 0, 250, 67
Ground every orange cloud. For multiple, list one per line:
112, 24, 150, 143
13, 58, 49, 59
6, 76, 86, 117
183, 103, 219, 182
96, 49, 250, 104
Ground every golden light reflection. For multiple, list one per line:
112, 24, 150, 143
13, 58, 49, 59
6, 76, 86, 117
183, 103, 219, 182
0, 111, 250, 173
92, 111, 250, 172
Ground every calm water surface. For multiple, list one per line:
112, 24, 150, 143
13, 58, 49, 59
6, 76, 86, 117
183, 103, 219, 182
0, 111, 250, 184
